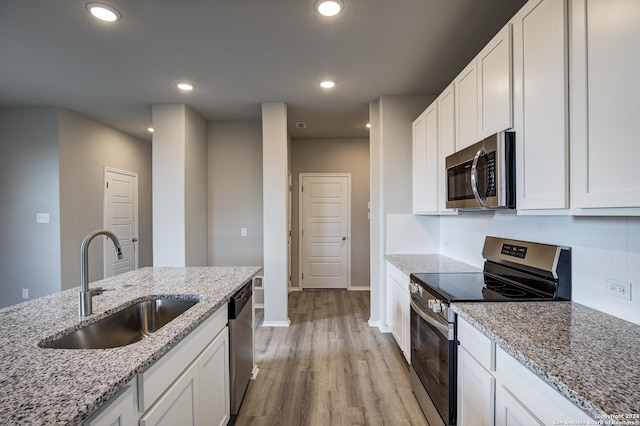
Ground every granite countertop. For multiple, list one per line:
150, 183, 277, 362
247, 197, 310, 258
0, 266, 261, 425
452, 301, 640, 421
385, 254, 481, 276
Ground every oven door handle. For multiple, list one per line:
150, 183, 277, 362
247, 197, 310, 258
410, 299, 450, 339
471, 147, 488, 209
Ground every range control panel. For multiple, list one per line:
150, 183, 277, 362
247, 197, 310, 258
500, 243, 528, 259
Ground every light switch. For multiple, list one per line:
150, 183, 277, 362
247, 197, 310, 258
36, 213, 50, 224
241, 228, 247, 237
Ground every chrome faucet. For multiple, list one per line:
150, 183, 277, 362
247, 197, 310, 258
79, 229, 123, 317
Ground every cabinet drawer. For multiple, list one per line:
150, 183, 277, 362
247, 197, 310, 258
138, 304, 228, 412
457, 317, 495, 371
495, 347, 592, 424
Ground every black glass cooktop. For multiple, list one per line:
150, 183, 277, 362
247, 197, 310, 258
410, 272, 555, 303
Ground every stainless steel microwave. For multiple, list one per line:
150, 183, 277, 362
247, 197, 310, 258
445, 132, 515, 210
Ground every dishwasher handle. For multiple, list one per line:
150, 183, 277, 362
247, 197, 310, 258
229, 280, 253, 319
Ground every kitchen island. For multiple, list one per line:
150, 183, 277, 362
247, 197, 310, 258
453, 301, 640, 422
0, 266, 261, 425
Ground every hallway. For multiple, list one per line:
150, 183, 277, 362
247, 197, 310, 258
236, 290, 427, 425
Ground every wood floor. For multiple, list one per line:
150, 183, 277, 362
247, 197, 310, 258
235, 290, 427, 426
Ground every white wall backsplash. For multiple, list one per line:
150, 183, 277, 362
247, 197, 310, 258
387, 214, 440, 254
440, 214, 640, 325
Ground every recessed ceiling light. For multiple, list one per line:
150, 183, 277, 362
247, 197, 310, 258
365, 123, 371, 129
315, 0, 343, 17
175, 81, 195, 91
318, 79, 337, 89
147, 127, 154, 133
86, 3, 121, 22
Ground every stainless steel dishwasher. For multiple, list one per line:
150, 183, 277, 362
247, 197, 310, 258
229, 280, 253, 416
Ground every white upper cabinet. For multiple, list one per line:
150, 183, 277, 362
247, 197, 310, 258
478, 24, 514, 138
412, 101, 439, 214
454, 61, 479, 150
437, 83, 457, 214
571, 0, 640, 211
455, 24, 513, 152
513, 0, 569, 210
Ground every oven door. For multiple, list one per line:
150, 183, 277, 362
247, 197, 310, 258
410, 294, 456, 426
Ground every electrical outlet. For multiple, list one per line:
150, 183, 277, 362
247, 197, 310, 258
22, 289, 29, 299
36, 213, 50, 224
241, 227, 247, 237
605, 279, 632, 301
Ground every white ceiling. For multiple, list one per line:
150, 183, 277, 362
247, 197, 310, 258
0, 0, 526, 142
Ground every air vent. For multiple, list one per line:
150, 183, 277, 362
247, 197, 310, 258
295, 122, 307, 129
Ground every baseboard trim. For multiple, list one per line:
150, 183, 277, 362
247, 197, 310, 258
349, 286, 370, 291
378, 325, 392, 333
368, 319, 380, 328
254, 303, 264, 309
251, 365, 260, 380
261, 319, 291, 328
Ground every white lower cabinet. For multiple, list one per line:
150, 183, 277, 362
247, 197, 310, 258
140, 328, 230, 426
83, 305, 230, 426
83, 380, 138, 426
494, 385, 542, 426
198, 328, 231, 426
457, 317, 593, 426
140, 360, 200, 426
457, 346, 495, 426
386, 262, 410, 363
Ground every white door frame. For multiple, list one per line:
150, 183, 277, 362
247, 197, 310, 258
298, 173, 351, 290
103, 166, 139, 277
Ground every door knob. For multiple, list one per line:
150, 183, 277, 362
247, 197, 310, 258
342, 236, 347, 241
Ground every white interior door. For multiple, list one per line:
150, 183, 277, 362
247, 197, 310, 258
104, 167, 138, 278
300, 174, 350, 289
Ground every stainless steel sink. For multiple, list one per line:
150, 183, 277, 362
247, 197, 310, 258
40, 297, 199, 349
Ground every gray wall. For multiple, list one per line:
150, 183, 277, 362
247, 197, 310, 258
207, 121, 263, 266
0, 108, 62, 307
0, 107, 152, 308
291, 137, 371, 289
59, 109, 152, 289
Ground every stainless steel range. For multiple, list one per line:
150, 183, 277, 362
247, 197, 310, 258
408, 236, 571, 426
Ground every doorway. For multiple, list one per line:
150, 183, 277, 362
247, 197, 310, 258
103, 167, 139, 277
299, 173, 351, 289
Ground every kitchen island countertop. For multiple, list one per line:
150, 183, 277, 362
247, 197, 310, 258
452, 301, 640, 421
0, 266, 261, 425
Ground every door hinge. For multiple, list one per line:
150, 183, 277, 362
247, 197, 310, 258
302, 229, 304, 236
302, 273, 304, 280
301, 185, 304, 192
106, 181, 109, 189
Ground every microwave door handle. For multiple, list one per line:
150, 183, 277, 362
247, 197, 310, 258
471, 147, 488, 208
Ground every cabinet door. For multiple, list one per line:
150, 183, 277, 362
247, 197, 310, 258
571, 0, 640, 209
514, 0, 569, 210
413, 103, 439, 214
140, 362, 200, 426
198, 328, 230, 426
392, 279, 403, 347
412, 111, 428, 213
455, 61, 479, 150
478, 24, 513, 138
437, 84, 457, 214
495, 385, 543, 426
83, 382, 137, 426
457, 346, 495, 426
